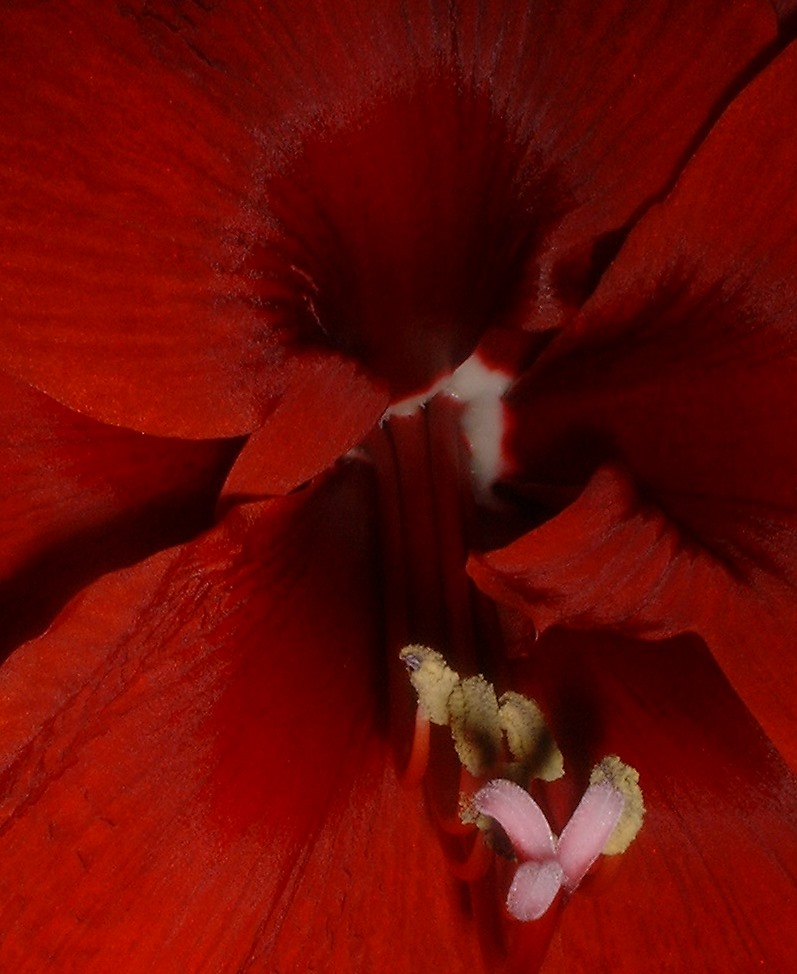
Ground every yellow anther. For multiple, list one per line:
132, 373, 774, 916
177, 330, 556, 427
499, 691, 564, 782
590, 755, 645, 855
447, 675, 503, 777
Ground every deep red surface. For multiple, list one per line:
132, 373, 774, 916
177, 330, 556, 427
0, 0, 775, 430
1, 1, 796, 972
0, 371, 239, 655
480, 41, 797, 771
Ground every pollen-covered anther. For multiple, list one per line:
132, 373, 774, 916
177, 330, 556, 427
499, 691, 564, 783
588, 754, 645, 855
400, 644, 459, 726
399, 645, 563, 787
447, 675, 503, 777
472, 756, 644, 922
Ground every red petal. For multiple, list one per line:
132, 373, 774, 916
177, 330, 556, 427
0, 4, 292, 436
771, 0, 797, 24
0, 1, 774, 429
471, 465, 797, 771
0, 467, 389, 972
510, 630, 797, 974
260, 739, 495, 974
221, 352, 387, 498
0, 370, 237, 655
497, 42, 797, 770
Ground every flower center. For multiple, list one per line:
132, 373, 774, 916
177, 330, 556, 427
357, 349, 644, 943
360, 350, 515, 821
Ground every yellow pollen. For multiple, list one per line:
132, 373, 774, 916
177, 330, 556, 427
590, 755, 645, 855
400, 644, 562, 785
499, 691, 564, 783
448, 675, 503, 776
400, 644, 459, 725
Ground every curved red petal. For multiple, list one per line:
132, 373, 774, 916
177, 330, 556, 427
501, 42, 797, 770
0, 370, 238, 655
0, 0, 774, 430
510, 631, 797, 974
221, 352, 387, 499
260, 738, 496, 974
0, 3, 294, 436
0, 467, 385, 972
471, 466, 797, 771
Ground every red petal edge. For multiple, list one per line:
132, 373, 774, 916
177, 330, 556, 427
0, 0, 775, 432
497, 40, 797, 772
0, 370, 238, 655
220, 352, 388, 499
470, 466, 797, 772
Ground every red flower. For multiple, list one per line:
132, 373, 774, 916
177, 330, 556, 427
1, 1, 796, 971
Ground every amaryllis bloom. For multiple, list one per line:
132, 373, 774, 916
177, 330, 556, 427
1, 1, 797, 971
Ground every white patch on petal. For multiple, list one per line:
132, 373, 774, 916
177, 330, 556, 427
444, 355, 512, 498
381, 352, 512, 497
382, 374, 449, 418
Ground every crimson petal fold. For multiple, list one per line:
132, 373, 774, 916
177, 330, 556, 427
0, 469, 384, 972
493, 40, 797, 771
0, 370, 238, 656
0, 0, 775, 433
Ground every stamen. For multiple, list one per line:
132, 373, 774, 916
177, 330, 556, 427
589, 755, 645, 855
447, 675, 503, 776
499, 691, 563, 783
399, 706, 431, 790
399, 644, 562, 786
400, 644, 459, 726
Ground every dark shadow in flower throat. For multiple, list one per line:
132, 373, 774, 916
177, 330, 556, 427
243, 74, 571, 397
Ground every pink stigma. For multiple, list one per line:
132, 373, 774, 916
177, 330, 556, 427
471, 778, 555, 861
557, 780, 626, 890
472, 777, 625, 922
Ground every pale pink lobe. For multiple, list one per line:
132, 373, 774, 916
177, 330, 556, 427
472, 778, 556, 860
556, 780, 625, 890
506, 860, 565, 922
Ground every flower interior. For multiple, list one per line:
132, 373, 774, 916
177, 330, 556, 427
237, 65, 650, 935
4, 2, 797, 970
399, 641, 644, 923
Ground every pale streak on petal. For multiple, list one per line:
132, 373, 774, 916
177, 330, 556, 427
381, 352, 511, 497
445, 354, 512, 497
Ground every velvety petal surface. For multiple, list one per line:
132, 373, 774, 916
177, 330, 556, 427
771, 0, 797, 25
0, 370, 238, 656
508, 630, 797, 974
480, 40, 797, 770
0, 2, 383, 437
220, 352, 387, 499
253, 738, 491, 974
0, 460, 530, 973
0, 0, 774, 433
0, 467, 430, 972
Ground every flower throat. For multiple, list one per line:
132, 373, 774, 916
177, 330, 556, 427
360, 352, 643, 952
